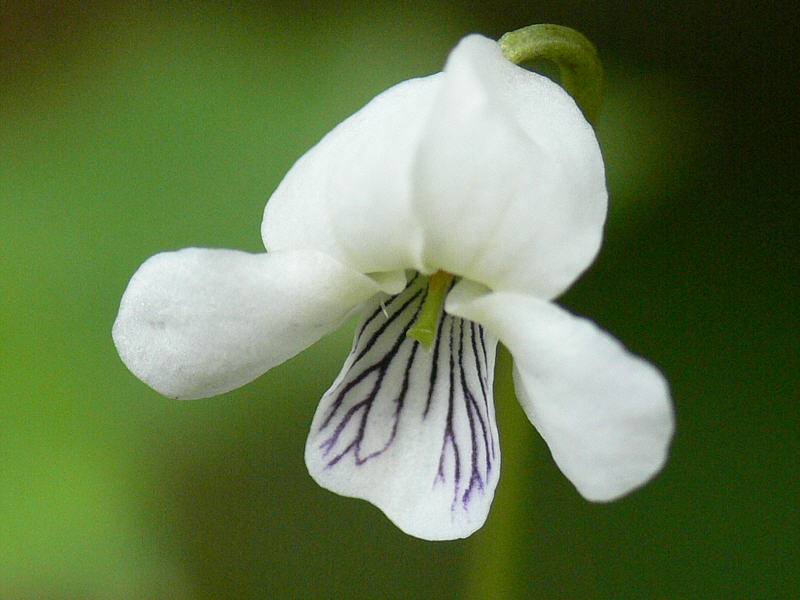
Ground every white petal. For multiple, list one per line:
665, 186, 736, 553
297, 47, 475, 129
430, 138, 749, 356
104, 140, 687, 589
263, 35, 606, 299
447, 281, 673, 501
412, 35, 607, 298
306, 276, 500, 540
263, 75, 440, 275
113, 248, 379, 399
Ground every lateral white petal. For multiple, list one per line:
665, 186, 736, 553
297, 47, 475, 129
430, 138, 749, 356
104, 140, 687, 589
414, 35, 607, 299
113, 248, 380, 399
307, 276, 500, 540
447, 281, 673, 501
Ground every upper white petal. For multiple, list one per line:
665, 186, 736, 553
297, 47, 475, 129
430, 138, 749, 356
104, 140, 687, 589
412, 35, 607, 298
447, 280, 674, 501
263, 34, 606, 298
307, 276, 500, 540
112, 248, 380, 399
262, 75, 440, 275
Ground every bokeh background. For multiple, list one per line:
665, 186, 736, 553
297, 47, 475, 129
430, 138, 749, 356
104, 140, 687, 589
2, 1, 797, 598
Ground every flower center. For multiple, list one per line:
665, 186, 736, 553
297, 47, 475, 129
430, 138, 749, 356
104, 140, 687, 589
406, 270, 454, 348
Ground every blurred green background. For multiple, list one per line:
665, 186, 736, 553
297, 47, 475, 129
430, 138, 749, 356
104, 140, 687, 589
1, 1, 797, 598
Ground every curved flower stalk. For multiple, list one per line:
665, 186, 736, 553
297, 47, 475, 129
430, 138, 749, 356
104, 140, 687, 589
113, 34, 673, 540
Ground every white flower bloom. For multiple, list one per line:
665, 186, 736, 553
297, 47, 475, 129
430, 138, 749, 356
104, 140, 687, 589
113, 35, 674, 540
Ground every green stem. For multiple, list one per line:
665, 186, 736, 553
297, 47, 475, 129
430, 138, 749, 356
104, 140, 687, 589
407, 271, 454, 348
465, 345, 531, 599
499, 24, 604, 124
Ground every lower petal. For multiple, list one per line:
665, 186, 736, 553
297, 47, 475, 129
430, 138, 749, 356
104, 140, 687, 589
306, 275, 500, 540
113, 248, 380, 399
447, 281, 674, 502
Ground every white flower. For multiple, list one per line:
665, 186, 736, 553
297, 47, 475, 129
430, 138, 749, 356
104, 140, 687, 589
113, 35, 674, 540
